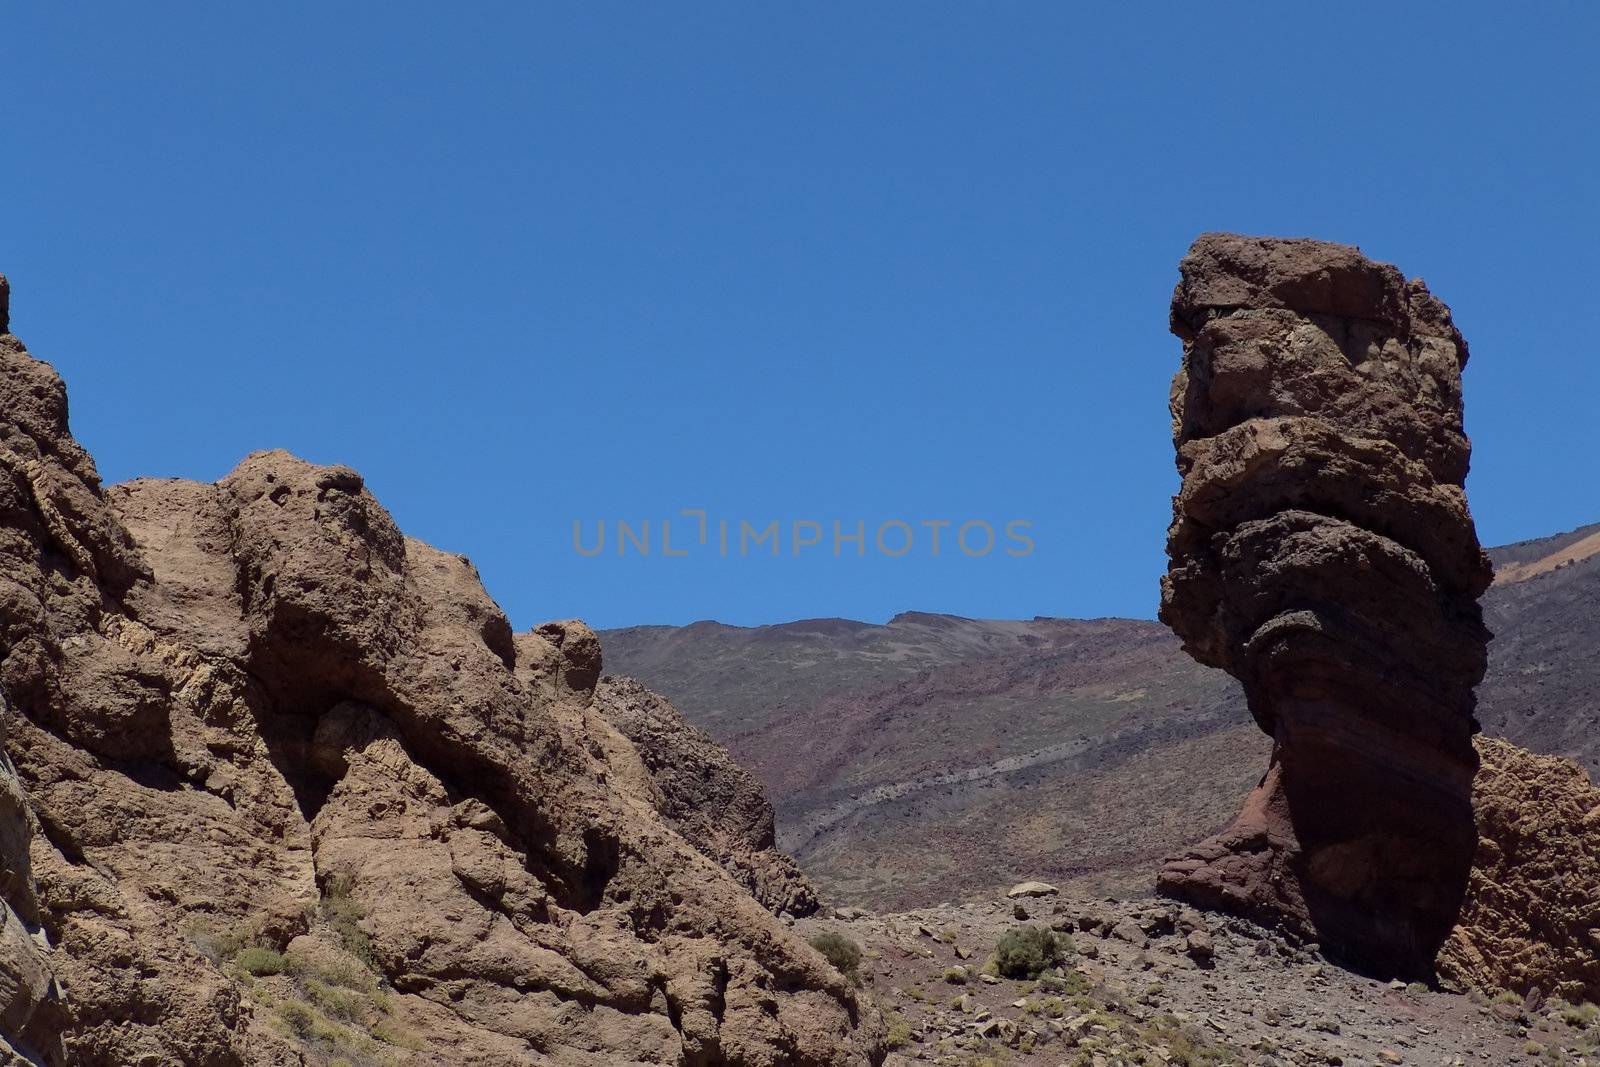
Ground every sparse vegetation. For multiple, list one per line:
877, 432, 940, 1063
321, 875, 377, 969
883, 1010, 913, 1049
991, 925, 1071, 980
370, 1018, 425, 1051
276, 999, 317, 1039
200, 890, 413, 1066
1035, 969, 1090, 996
235, 946, 290, 976
306, 977, 363, 1021
943, 966, 969, 984
185, 918, 250, 964
808, 931, 862, 982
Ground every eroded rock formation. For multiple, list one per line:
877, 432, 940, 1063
1157, 234, 1493, 977
0, 275, 882, 1065
594, 677, 819, 919
1441, 738, 1600, 1002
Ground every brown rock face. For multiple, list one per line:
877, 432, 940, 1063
1440, 738, 1600, 1001
1157, 235, 1493, 977
0, 282, 882, 1065
594, 676, 820, 919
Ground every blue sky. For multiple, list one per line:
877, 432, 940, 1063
4, 5, 1596, 629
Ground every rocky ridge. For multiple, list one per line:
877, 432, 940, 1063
0, 275, 883, 1065
593, 675, 820, 919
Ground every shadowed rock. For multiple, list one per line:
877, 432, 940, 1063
595, 676, 820, 918
1157, 234, 1492, 978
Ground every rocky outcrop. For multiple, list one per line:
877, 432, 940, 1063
0, 694, 51, 1066
1156, 235, 1493, 977
0, 278, 883, 1065
1440, 738, 1600, 1001
594, 677, 819, 918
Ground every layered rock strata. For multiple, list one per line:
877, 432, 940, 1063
1156, 234, 1493, 977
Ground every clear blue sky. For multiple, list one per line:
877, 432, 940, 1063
4, 5, 1596, 630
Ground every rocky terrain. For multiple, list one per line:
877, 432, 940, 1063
810, 881, 1600, 1067
593, 676, 820, 919
0, 275, 884, 1065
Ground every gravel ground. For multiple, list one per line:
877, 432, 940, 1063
797, 891, 1600, 1067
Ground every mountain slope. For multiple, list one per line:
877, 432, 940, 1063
1477, 524, 1600, 770
603, 523, 1600, 910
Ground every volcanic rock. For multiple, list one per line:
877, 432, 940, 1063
0, 279, 883, 1065
1157, 234, 1493, 977
593, 675, 819, 918
1439, 737, 1600, 1001
1005, 882, 1059, 899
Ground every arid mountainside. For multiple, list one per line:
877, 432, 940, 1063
601, 524, 1599, 913
0, 279, 883, 1066
1479, 521, 1600, 770
602, 615, 1263, 908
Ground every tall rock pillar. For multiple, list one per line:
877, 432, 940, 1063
1157, 234, 1492, 977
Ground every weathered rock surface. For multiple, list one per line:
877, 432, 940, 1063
1157, 234, 1493, 977
0, 278, 883, 1065
1440, 737, 1600, 1002
594, 676, 819, 918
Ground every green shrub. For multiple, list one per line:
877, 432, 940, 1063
319, 875, 377, 969
186, 919, 249, 964
276, 999, 317, 1038
235, 946, 289, 976
883, 1011, 913, 1049
288, 948, 381, 995
371, 1017, 425, 1050
808, 931, 862, 981
304, 978, 362, 1021
1562, 1001, 1600, 1028
992, 925, 1069, 980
